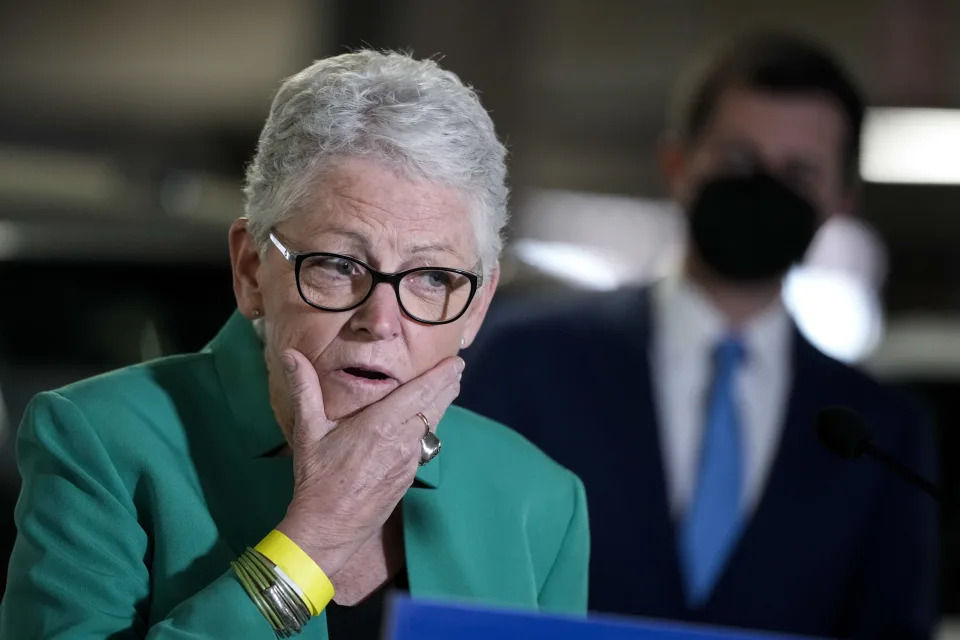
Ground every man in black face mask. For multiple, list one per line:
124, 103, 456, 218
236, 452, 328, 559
458, 31, 937, 639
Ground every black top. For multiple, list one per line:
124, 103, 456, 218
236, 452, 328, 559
324, 569, 409, 640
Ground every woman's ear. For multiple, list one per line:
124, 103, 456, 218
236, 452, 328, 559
229, 218, 265, 319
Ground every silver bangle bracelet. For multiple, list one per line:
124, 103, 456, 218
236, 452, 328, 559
263, 584, 302, 636
252, 549, 312, 623
234, 547, 313, 638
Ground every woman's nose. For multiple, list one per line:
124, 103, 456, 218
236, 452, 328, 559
347, 283, 403, 340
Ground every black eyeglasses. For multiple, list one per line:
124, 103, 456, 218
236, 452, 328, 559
269, 231, 483, 325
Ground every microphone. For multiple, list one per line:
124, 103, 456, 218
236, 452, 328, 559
816, 406, 945, 505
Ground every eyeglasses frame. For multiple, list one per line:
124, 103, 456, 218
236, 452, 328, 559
268, 231, 483, 325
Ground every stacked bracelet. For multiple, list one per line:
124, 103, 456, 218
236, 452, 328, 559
232, 530, 336, 637
231, 547, 311, 637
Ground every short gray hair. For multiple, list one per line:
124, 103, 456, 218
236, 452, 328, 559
243, 50, 509, 275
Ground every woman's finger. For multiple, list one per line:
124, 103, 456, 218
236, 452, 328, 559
416, 379, 460, 434
395, 377, 460, 465
364, 356, 463, 436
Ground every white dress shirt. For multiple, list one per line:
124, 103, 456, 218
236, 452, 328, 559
651, 277, 793, 520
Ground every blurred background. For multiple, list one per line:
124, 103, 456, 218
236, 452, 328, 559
0, 0, 959, 632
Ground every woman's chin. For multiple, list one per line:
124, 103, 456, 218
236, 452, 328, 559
321, 373, 400, 421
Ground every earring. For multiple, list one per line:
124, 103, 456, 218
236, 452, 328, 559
252, 309, 262, 318
460, 337, 466, 348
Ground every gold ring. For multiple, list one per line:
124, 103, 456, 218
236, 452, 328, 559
416, 412, 431, 433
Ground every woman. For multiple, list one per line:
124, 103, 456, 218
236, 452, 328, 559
0, 51, 588, 639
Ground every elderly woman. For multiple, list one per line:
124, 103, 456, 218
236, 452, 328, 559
0, 51, 588, 639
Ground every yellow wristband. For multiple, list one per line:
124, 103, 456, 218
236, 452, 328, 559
255, 529, 335, 617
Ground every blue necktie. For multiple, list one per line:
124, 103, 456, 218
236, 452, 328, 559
680, 335, 746, 607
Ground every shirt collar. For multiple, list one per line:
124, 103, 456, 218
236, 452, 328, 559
654, 275, 791, 368
205, 311, 440, 488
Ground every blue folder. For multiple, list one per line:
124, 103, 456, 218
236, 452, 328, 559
384, 596, 827, 640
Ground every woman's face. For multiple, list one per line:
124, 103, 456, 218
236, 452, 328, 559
230, 158, 498, 430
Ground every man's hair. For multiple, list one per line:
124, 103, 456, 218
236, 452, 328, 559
670, 31, 866, 185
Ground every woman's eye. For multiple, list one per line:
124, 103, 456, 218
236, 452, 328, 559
316, 257, 358, 276
422, 271, 451, 288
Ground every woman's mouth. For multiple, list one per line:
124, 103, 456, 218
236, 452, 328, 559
332, 366, 397, 387
342, 366, 390, 381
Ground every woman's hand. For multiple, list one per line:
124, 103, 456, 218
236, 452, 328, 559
275, 349, 463, 578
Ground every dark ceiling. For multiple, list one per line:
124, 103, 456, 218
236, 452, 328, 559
0, 0, 958, 313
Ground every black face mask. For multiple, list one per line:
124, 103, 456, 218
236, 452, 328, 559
687, 172, 818, 283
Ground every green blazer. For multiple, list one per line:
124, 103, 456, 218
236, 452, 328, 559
0, 312, 588, 639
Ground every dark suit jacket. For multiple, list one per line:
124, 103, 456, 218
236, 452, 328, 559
459, 285, 938, 639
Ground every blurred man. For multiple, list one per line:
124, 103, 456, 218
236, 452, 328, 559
459, 32, 937, 639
